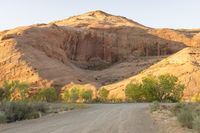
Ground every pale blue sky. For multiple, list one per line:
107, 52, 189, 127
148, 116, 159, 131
0, 0, 200, 30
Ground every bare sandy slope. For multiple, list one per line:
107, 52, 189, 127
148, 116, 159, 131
104, 47, 200, 100
0, 104, 159, 133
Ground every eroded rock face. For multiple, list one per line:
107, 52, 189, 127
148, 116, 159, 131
0, 18, 188, 71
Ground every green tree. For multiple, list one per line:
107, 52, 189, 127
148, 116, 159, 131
125, 83, 143, 102
81, 90, 93, 103
69, 88, 80, 103
62, 90, 70, 102
125, 74, 185, 102
1, 80, 30, 101
16, 83, 30, 100
142, 75, 160, 102
2, 80, 20, 100
34, 87, 58, 102
98, 88, 109, 102
158, 74, 184, 102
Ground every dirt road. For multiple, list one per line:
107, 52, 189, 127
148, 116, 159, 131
0, 104, 159, 133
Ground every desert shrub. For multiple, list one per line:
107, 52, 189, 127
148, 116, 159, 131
30, 102, 48, 113
33, 87, 58, 102
81, 90, 93, 103
150, 101, 160, 112
69, 88, 80, 103
177, 109, 194, 128
192, 116, 200, 132
1, 102, 36, 122
0, 88, 4, 101
194, 106, 200, 116
98, 88, 109, 102
125, 83, 143, 102
0, 111, 6, 123
125, 74, 184, 102
171, 103, 185, 115
0, 101, 44, 122
24, 111, 40, 120
170, 103, 200, 131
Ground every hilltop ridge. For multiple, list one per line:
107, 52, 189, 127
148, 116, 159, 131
52, 10, 148, 29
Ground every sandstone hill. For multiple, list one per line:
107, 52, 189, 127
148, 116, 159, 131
104, 48, 200, 100
0, 10, 200, 100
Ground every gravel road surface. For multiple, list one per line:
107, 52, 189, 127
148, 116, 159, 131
0, 104, 159, 133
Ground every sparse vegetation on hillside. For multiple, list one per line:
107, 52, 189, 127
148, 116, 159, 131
125, 74, 185, 102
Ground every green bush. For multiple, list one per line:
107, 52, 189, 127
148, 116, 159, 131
69, 88, 80, 103
33, 87, 58, 102
125, 83, 143, 102
98, 88, 109, 102
177, 109, 194, 128
0, 111, 6, 123
16, 82, 30, 100
125, 74, 184, 102
2, 80, 20, 100
142, 75, 160, 102
158, 74, 184, 102
192, 116, 200, 132
62, 90, 70, 102
81, 90, 92, 103
62, 88, 92, 103
0, 80, 30, 101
